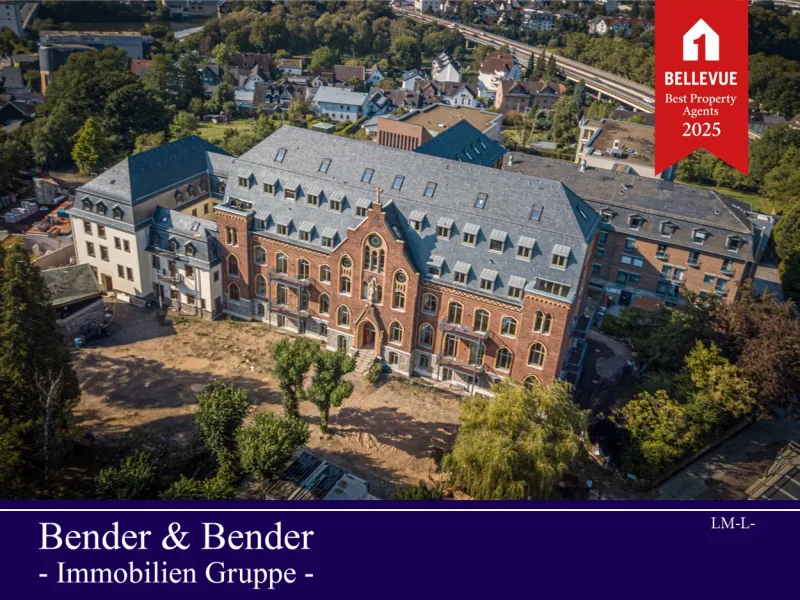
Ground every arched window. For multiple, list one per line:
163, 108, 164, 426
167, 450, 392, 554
501, 317, 517, 338
447, 301, 463, 324
227, 255, 239, 277
528, 342, 546, 367
319, 265, 331, 283
217, 180, 226, 193
112, 207, 123, 220
422, 293, 438, 314
82, 197, 92, 211
363, 234, 386, 273
254, 246, 266, 265
473, 309, 490, 332
275, 253, 287, 273
298, 258, 310, 279
418, 323, 434, 348
389, 321, 403, 344
96, 202, 107, 216
340, 275, 351, 294
524, 375, 540, 390
185, 244, 195, 257
496, 348, 512, 371
169, 238, 180, 252
319, 293, 330, 315
187, 184, 196, 198
228, 283, 240, 301
337, 305, 350, 327
255, 274, 267, 297
299, 288, 309, 311
534, 311, 552, 335
391, 270, 407, 310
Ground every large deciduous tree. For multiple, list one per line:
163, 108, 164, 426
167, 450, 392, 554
195, 379, 250, 473
443, 380, 588, 499
237, 413, 309, 486
308, 350, 355, 434
71, 117, 112, 175
269, 338, 320, 418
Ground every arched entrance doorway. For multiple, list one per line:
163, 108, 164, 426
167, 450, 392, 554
361, 322, 376, 349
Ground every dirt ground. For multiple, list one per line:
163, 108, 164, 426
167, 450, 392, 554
71, 301, 462, 499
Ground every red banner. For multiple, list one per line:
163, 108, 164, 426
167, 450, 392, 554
655, 0, 749, 175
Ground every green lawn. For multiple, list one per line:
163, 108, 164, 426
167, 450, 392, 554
196, 119, 253, 144
678, 180, 770, 213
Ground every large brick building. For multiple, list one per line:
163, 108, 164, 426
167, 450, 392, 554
505, 154, 774, 309
215, 126, 601, 392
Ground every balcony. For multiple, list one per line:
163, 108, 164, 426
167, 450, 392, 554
270, 303, 310, 319
268, 270, 311, 289
158, 272, 183, 284
656, 251, 669, 261
438, 355, 485, 376
441, 321, 489, 344
721, 266, 736, 277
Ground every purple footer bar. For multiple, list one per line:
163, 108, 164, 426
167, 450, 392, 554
0, 501, 797, 599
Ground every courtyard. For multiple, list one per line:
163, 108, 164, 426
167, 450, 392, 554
69, 301, 462, 499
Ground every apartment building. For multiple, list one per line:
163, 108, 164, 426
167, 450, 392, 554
69, 136, 234, 316
0, 1, 23, 37
506, 154, 773, 309
213, 126, 600, 392
576, 117, 676, 181
478, 52, 522, 99
494, 80, 561, 113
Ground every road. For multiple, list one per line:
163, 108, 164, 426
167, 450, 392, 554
394, 7, 655, 113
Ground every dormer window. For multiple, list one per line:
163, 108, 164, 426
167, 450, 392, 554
551, 244, 570, 269
284, 187, 297, 201
319, 158, 331, 173
453, 262, 470, 285
436, 217, 453, 239
693, 229, 709, 244
423, 182, 437, 198
96, 202, 107, 216
329, 198, 342, 212
508, 276, 525, 299
362, 169, 374, 183
112, 206, 123, 220
489, 230, 507, 253
661, 221, 676, 237
601, 210, 614, 223
276, 223, 288, 236
185, 244, 195, 257
479, 269, 497, 292
727, 237, 744, 252
462, 223, 480, 246
237, 176, 249, 188
263, 183, 275, 195
307, 194, 319, 207
409, 211, 425, 232
356, 206, 368, 217
474, 193, 488, 209
275, 148, 287, 162
187, 184, 195, 198
169, 238, 180, 252
392, 175, 404, 190
629, 215, 644, 230
82, 197, 93, 211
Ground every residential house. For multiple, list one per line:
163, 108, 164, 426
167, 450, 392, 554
68, 135, 234, 311
41, 264, 105, 342
234, 64, 270, 107
160, 0, 218, 18
366, 63, 385, 87
432, 52, 462, 83
377, 88, 425, 111
376, 104, 503, 151
1, 1, 25, 37
522, 9, 555, 31
401, 69, 428, 90
506, 153, 773, 310
0, 93, 35, 132
478, 52, 521, 99
311, 87, 371, 122
0, 66, 27, 93
129, 58, 153, 79
229, 53, 272, 72
416, 80, 479, 108
213, 125, 600, 391
414, 0, 438, 11
576, 117, 675, 181
414, 120, 506, 168
277, 58, 303, 76
333, 65, 366, 86
494, 79, 560, 113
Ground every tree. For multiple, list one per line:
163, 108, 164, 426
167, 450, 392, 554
177, 53, 204, 108
573, 79, 586, 112
205, 82, 235, 114
212, 42, 234, 66
442, 380, 587, 499
763, 147, 800, 213
532, 50, 546, 79
308, 350, 355, 434
170, 111, 199, 140
253, 113, 276, 140
0, 134, 33, 196
748, 126, 800, 186
549, 95, 578, 143
0, 244, 80, 479
585, 98, 613, 120
134, 131, 166, 154
287, 98, 310, 124
269, 338, 319, 418
460, 0, 477, 24
160, 473, 236, 500
525, 52, 535, 79
95, 451, 158, 500
0, 415, 30, 499
195, 380, 250, 472
391, 35, 421, 71
308, 46, 338, 73
188, 96, 206, 116
774, 202, 800, 298
237, 412, 309, 485
544, 53, 558, 80
24, 69, 41, 93
71, 117, 112, 175
144, 53, 180, 103
102, 82, 169, 149
393, 481, 444, 500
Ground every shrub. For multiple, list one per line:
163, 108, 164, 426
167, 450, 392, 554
363, 362, 383, 385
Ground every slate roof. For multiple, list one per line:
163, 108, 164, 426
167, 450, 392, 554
72, 136, 234, 230
219, 126, 599, 304
414, 120, 505, 167
312, 87, 368, 107
433, 51, 462, 73
148, 206, 221, 268
500, 79, 560, 96
0, 66, 24, 89
504, 152, 767, 262
42, 264, 102, 307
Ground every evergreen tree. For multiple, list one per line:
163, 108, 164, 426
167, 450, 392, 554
573, 79, 586, 112
71, 117, 112, 175
544, 53, 558, 80
532, 50, 546, 79
0, 244, 80, 481
308, 350, 355, 434
195, 379, 250, 473
525, 52, 535, 79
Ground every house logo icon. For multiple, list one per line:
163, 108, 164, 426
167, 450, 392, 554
683, 19, 720, 61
